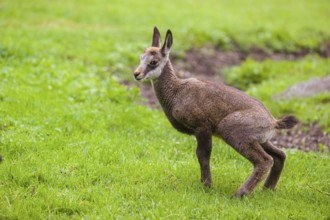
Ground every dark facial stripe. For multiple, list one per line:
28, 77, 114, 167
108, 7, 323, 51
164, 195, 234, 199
145, 64, 156, 73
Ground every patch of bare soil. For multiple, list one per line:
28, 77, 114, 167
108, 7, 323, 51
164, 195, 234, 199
271, 122, 330, 152
128, 46, 330, 152
172, 46, 329, 81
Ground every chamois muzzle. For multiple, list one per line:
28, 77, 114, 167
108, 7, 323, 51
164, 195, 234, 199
134, 71, 142, 81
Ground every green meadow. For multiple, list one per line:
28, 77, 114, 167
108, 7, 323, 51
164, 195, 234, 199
0, 0, 329, 219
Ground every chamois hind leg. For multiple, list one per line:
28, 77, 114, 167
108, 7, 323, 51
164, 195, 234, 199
231, 140, 274, 197
261, 141, 286, 190
195, 128, 213, 187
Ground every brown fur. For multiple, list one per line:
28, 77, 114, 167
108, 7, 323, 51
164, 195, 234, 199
134, 27, 298, 197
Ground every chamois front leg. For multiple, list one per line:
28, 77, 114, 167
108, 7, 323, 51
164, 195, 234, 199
195, 128, 213, 187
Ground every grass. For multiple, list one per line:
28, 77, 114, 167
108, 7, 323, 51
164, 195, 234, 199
0, 0, 330, 219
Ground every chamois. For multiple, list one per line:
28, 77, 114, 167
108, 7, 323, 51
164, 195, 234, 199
133, 27, 298, 197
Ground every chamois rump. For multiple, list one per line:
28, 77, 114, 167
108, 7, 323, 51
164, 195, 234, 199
133, 27, 298, 197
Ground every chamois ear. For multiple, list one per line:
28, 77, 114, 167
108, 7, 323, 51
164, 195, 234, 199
161, 30, 173, 55
152, 26, 161, 47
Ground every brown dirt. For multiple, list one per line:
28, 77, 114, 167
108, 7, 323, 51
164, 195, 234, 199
172, 46, 325, 80
271, 122, 330, 152
126, 46, 330, 152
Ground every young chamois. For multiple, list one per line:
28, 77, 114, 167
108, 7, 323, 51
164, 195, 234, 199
133, 27, 298, 197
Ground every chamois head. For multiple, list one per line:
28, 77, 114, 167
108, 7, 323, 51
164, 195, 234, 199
134, 27, 173, 82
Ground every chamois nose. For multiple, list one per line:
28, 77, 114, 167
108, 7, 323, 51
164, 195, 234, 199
134, 71, 141, 79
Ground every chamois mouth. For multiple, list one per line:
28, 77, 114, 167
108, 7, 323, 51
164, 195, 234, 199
134, 75, 144, 82
134, 72, 144, 81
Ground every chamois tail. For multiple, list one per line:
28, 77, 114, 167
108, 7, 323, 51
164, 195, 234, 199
275, 115, 299, 129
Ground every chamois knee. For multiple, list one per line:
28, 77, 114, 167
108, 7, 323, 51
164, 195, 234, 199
277, 150, 286, 162
258, 155, 274, 169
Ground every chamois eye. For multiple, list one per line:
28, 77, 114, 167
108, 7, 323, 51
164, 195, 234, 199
149, 60, 158, 66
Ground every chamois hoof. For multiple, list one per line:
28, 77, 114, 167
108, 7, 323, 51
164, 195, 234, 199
263, 184, 276, 190
201, 177, 212, 187
233, 188, 251, 198
202, 181, 212, 188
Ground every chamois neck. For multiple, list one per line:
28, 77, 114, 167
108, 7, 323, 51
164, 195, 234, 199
152, 60, 179, 110
152, 60, 178, 88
